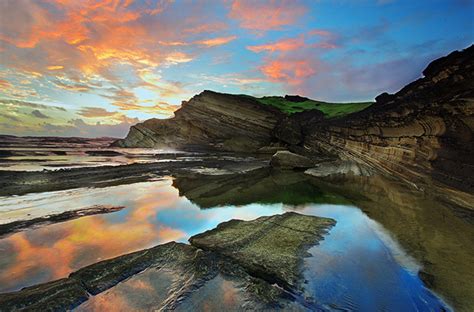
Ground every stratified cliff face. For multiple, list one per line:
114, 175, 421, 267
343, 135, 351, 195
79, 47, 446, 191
114, 46, 473, 207
305, 45, 474, 206
112, 91, 283, 151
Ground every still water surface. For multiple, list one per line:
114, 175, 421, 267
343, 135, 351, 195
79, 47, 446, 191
0, 176, 457, 311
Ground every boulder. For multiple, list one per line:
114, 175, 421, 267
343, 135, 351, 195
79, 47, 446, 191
270, 151, 314, 169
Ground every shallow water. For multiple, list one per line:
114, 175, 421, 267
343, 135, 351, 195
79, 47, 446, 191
0, 147, 177, 171
0, 173, 467, 311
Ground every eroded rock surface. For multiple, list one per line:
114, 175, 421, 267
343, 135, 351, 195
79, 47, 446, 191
0, 213, 335, 311
112, 91, 283, 152
270, 151, 314, 169
305, 45, 474, 209
190, 212, 335, 292
305, 160, 373, 177
113, 46, 474, 211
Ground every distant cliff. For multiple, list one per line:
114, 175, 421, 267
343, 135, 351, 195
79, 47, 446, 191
114, 45, 474, 208
112, 91, 283, 152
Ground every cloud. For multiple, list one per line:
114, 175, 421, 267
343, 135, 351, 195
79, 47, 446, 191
248, 30, 336, 87
0, 99, 141, 137
260, 58, 318, 85
37, 117, 140, 138
159, 36, 237, 48
0, 79, 12, 88
47, 65, 64, 70
0, 113, 20, 122
78, 107, 118, 118
0, 99, 66, 111
31, 109, 50, 119
183, 21, 228, 34
78, 106, 147, 124
0, 0, 233, 117
229, 0, 306, 33
247, 36, 305, 53
196, 73, 266, 86
195, 36, 237, 47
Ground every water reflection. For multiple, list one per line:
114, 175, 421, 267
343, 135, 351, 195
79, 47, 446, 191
0, 147, 175, 171
0, 179, 280, 293
0, 170, 471, 311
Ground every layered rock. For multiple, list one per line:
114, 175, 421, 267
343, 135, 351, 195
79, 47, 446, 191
305, 45, 474, 209
113, 90, 283, 152
114, 45, 474, 210
0, 213, 335, 311
270, 150, 314, 169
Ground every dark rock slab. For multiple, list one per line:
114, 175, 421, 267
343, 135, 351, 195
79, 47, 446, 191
0, 157, 269, 196
0, 213, 335, 311
0, 205, 125, 238
190, 212, 336, 291
0, 278, 89, 312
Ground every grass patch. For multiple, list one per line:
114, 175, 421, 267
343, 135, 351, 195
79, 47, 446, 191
245, 95, 373, 118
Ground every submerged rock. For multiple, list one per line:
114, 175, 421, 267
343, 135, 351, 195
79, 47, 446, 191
0, 213, 335, 311
270, 151, 314, 169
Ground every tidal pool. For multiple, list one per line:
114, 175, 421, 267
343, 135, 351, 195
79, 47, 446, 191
0, 172, 471, 311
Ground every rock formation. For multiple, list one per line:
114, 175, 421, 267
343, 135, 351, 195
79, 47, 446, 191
0, 213, 335, 311
114, 45, 474, 210
112, 91, 283, 152
305, 45, 474, 209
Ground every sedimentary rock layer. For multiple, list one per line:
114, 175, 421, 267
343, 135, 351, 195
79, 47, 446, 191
113, 91, 283, 152
113, 45, 474, 209
0, 213, 335, 311
305, 45, 474, 208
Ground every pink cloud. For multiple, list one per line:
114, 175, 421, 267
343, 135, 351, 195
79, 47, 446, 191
247, 36, 305, 53
229, 0, 307, 33
260, 58, 318, 85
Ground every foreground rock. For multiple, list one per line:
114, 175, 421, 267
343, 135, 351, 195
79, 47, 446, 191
270, 151, 314, 169
190, 212, 335, 292
0, 212, 335, 311
0, 205, 125, 238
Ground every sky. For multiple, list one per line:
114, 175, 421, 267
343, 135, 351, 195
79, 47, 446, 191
0, 0, 473, 138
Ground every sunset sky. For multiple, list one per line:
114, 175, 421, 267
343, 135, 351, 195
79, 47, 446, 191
0, 0, 473, 138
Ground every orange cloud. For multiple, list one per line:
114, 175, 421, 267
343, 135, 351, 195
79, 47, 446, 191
247, 36, 305, 53
184, 21, 228, 34
195, 36, 237, 47
260, 58, 317, 85
0, 79, 12, 88
78, 107, 122, 118
47, 65, 64, 70
229, 0, 306, 32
